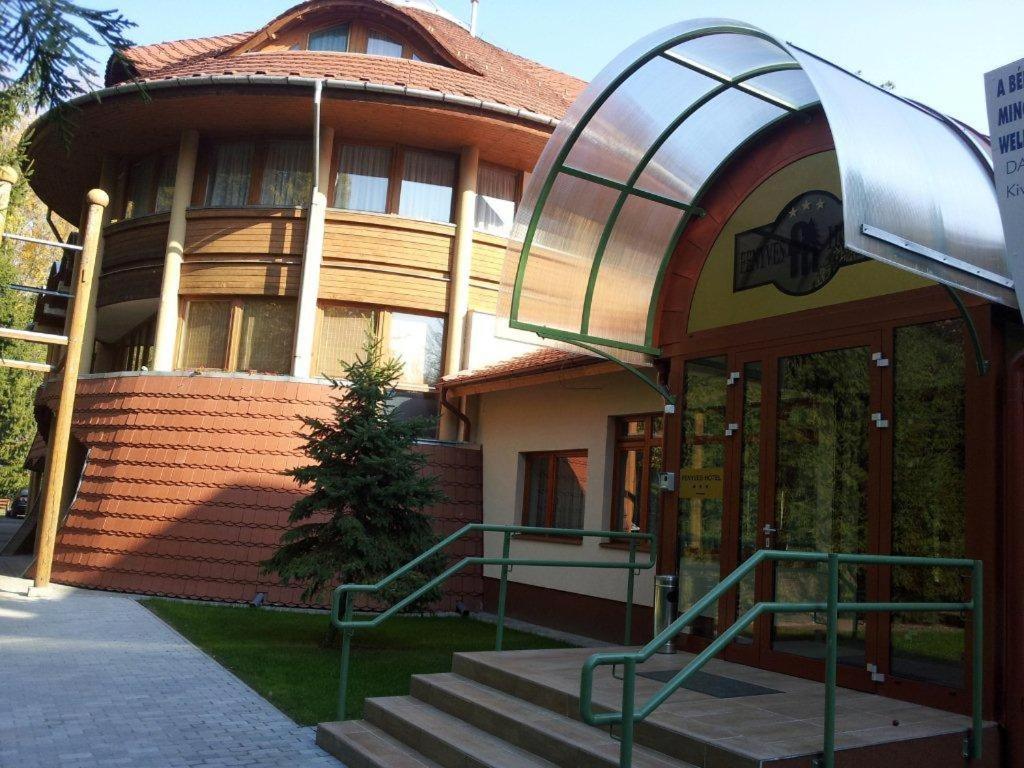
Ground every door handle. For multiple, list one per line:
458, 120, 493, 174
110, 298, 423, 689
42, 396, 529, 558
762, 523, 777, 548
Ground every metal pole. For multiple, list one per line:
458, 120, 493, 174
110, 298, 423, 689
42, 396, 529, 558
625, 538, 637, 645
495, 530, 511, 651
971, 559, 984, 760
822, 553, 839, 768
337, 597, 353, 720
0, 165, 16, 237
34, 189, 108, 589
619, 657, 636, 768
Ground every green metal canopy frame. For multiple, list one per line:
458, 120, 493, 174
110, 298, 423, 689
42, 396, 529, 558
499, 18, 1015, 365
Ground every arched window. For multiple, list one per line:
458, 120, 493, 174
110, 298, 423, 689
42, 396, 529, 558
308, 24, 349, 52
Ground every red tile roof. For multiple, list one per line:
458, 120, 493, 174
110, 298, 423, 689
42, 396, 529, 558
108, 0, 584, 119
441, 348, 599, 389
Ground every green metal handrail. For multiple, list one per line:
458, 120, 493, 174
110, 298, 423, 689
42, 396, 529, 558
580, 550, 983, 768
330, 521, 656, 719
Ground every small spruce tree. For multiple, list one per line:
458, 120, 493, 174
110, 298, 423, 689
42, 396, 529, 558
264, 335, 445, 606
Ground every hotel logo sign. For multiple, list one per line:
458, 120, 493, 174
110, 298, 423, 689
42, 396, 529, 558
733, 191, 865, 296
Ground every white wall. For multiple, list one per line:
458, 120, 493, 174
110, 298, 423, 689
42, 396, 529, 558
476, 370, 663, 607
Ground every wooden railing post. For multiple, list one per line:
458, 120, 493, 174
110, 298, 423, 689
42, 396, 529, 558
0, 165, 17, 238
34, 188, 108, 589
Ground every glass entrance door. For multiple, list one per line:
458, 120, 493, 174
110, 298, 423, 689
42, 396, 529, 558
765, 341, 876, 675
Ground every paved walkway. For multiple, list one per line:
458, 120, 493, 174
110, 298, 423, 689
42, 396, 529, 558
0, 577, 341, 768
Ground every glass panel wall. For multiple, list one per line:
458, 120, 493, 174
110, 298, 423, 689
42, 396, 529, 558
399, 150, 456, 223
388, 312, 444, 386
315, 304, 377, 378
236, 299, 296, 374
367, 29, 403, 57
678, 356, 727, 639
890, 319, 966, 688
179, 301, 231, 370
475, 164, 517, 236
736, 361, 762, 643
334, 145, 392, 213
206, 142, 254, 207
309, 24, 349, 52
771, 346, 870, 666
259, 141, 312, 207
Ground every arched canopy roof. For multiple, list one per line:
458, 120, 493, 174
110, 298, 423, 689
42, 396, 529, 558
497, 18, 1016, 362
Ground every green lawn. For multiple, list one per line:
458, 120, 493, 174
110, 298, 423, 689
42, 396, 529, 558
143, 599, 570, 725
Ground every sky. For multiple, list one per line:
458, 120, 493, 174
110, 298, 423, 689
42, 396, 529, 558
78, 0, 1019, 131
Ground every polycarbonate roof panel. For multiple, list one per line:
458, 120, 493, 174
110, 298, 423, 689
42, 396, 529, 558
497, 19, 1014, 363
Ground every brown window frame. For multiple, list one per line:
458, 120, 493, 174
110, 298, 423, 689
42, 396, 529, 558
609, 413, 664, 536
194, 138, 313, 210
303, 20, 427, 60
520, 450, 588, 533
176, 296, 296, 375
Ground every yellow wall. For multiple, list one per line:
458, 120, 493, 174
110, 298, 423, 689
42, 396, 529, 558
476, 371, 662, 605
688, 151, 930, 333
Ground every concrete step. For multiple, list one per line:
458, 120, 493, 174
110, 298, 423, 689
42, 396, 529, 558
365, 695, 560, 768
410, 672, 695, 768
317, 720, 442, 768
449, 651, 730, 768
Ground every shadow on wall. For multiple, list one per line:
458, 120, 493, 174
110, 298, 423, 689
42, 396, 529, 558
33, 374, 483, 611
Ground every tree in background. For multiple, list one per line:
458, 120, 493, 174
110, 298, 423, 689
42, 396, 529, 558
0, 2, 135, 497
0, 0, 135, 118
264, 337, 445, 606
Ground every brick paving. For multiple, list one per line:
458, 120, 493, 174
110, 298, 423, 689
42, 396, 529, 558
0, 577, 341, 768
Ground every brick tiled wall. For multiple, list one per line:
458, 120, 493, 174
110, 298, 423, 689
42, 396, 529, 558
38, 374, 483, 611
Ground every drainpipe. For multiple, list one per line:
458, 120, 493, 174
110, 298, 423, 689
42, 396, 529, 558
292, 80, 333, 379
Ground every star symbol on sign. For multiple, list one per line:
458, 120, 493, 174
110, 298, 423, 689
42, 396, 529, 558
789, 207, 797, 217
816, 199, 825, 209
802, 200, 812, 210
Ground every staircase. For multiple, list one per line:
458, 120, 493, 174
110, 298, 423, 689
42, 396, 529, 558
317, 648, 999, 768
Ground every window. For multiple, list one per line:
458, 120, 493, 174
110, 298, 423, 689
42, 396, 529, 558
315, 304, 377, 378
206, 142, 254, 207
387, 312, 444, 386
124, 158, 154, 219
179, 300, 232, 370
110, 316, 156, 372
399, 149, 456, 223
611, 414, 663, 534
309, 24, 349, 52
475, 164, 517, 236
236, 299, 296, 373
367, 29, 403, 57
334, 145, 392, 213
259, 140, 313, 206
522, 451, 587, 530
178, 298, 295, 375
123, 154, 175, 219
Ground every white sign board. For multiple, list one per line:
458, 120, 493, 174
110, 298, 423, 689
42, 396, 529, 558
985, 58, 1024, 310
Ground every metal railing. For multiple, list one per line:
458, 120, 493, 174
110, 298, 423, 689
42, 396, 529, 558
580, 550, 983, 768
330, 521, 656, 719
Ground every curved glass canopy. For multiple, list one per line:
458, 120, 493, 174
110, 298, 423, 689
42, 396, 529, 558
497, 19, 1013, 362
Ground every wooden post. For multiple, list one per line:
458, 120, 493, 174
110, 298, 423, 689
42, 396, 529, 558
0, 165, 17, 237
33, 189, 108, 590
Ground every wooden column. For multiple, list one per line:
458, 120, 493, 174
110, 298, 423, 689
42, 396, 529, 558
439, 145, 479, 440
152, 129, 199, 371
34, 189, 108, 590
78, 154, 117, 373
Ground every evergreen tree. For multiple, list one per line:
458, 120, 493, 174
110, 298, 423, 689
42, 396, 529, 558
264, 336, 445, 605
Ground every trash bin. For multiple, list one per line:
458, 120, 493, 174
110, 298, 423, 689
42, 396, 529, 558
653, 574, 678, 654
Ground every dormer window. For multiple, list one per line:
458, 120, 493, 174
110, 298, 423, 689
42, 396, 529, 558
367, 29, 403, 58
309, 24, 349, 52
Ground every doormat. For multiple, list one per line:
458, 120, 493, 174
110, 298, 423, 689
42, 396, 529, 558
636, 668, 781, 698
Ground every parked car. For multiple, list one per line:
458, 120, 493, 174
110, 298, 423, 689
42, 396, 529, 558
7, 488, 28, 518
